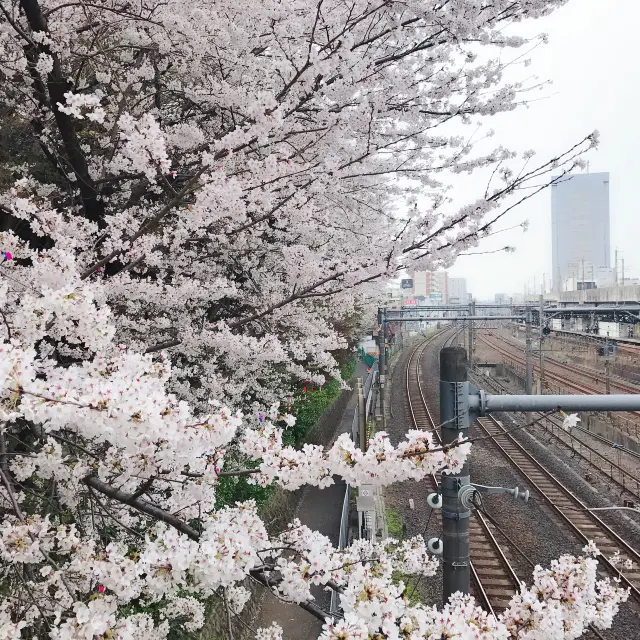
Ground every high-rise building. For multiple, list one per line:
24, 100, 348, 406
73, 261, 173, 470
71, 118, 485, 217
448, 277, 468, 304
551, 172, 610, 292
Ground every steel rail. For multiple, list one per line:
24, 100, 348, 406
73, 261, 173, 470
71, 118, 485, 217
492, 329, 640, 394
480, 366, 640, 459
472, 371, 640, 500
478, 332, 640, 423
405, 329, 519, 613
476, 415, 640, 603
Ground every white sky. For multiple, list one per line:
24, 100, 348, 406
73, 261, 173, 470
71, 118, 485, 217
446, 0, 639, 300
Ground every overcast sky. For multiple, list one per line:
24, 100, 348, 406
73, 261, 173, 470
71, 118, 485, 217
446, 0, 639, 300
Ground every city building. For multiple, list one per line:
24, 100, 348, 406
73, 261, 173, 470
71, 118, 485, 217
410, 270, 448, 303
448, 277, 468, 304
551, 172, 610, 293
562, 262, 615, 291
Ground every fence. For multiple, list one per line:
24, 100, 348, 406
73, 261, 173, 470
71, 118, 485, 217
329, 362, 378, 615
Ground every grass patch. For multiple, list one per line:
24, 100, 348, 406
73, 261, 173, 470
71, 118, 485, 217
283, 356, 356, 446
386, 509, 423, 604
386, 509, 404, 539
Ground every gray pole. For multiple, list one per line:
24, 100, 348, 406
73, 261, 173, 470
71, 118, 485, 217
525, 309, 533, 394
539, 295, 545, 393
471, 392, 640, 412
440, 347, 471, 602
357, 378, 367, 450
378, 309, 386, 427
467, 300, 475, 370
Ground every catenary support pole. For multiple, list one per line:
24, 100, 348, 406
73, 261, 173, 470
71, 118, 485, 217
525, 309, 533, 395
378, 309, 386, 427
357, 379, 367, 450
539, 295, 545, 393
468, 300, 475, 369
440, 347, 471, 602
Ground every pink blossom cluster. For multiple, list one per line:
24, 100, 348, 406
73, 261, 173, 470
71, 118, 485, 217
0, 0, 617, 636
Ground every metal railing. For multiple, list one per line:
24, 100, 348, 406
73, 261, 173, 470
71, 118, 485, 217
364, 361, 378, 398
330, 362, 378, 615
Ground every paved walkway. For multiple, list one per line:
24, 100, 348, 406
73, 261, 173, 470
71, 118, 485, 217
254, 362, 369, 638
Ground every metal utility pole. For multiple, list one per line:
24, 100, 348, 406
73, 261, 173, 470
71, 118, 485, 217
440, 347, 471, 602
605, 360, 611, 395
467, 300, 475, 369
432, 384, 640, 601
538, 295, 545, 394
615, 249, 619, 287
525, 309, 533, 395
357, 379, 367, 449
622, 258, 625, 287
377, 309, 386, 427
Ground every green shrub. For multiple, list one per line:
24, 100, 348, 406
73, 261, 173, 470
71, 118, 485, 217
218, 356, 357, 505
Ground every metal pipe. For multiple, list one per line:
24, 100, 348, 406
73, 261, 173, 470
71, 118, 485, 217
468, 300, 475, 368
471, 393, 640, 413
539, 295, 545, 392
378, 310, 386, 428
548, 306, 640, 313
384, 315, 525, 322
357, 379, 366, 450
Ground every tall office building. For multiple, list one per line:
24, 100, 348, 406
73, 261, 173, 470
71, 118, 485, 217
551, 172, 610, 292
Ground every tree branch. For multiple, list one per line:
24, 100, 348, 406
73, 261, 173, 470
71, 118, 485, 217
83, 474, 201, 539
19, 0, 104, 227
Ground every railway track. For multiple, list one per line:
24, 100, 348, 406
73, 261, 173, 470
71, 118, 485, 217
405, 330, 520, 614
478, 332, 640, 429
478, 331, 598, 395
403, 332, 624, 635
475, 414, 640, 604
474, 372, 640, 501
490, 330, 640, 394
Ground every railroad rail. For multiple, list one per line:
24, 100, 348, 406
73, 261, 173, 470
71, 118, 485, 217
491, 330, 640, 394
475, 414, 640, 603
478, 332, 640, 431
478, 331, 601, 396
473, 371, 640, 501
405, 330, 520, 613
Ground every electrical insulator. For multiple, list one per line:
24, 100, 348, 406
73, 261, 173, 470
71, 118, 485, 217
427, 492, 442, 509
427, 537, 443, 555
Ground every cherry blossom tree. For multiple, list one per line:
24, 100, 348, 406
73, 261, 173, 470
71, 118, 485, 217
0, 0, 625, 638
0, 0, 597, 409
0, 300, 629, 638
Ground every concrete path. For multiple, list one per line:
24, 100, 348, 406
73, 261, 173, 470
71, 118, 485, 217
254, 361, 369, 638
